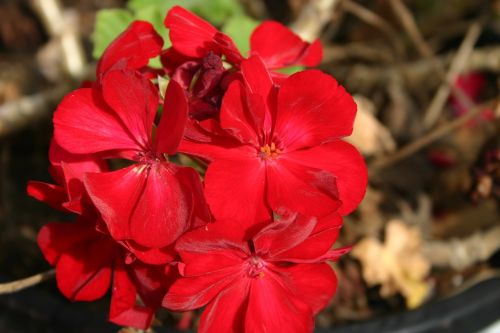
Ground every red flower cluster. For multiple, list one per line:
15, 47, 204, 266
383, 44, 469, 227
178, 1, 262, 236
28, 6, 367, 332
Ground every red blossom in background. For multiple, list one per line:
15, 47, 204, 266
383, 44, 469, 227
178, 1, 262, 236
163, 213, 348, 333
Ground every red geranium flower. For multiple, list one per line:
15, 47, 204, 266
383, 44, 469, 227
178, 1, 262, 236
162, 6, 322, 120
30, 145, 173, 329
180, 56, 367, 228
163, 212, 348, 333
53, 69, 210, 263
38, 215, 175, 329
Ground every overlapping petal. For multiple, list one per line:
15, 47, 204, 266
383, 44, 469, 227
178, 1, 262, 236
97, 21, 163, 75
275, 69, 357, 151
204, 153, 270, 225
285, 140, 368, 215
250, 21, 322, 69
266, 158, 341, 217
53, 88, 140, 157
164, 6, 242, 64
85, 162, 192, 249
109, 259, 155, 329
245, 274, 314, 333
55, 234, 115, 301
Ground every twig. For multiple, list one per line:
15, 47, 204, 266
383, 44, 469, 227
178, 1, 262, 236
422, 21, 484, 129
388, 0, 480, 131
369, 99, 499, 175
389, 0, 433, 57
0, 269, 55, 295
291, 0, 341, 42
341, 0, 403, 56
325, 46, 500, 90
0, 83, 70, 136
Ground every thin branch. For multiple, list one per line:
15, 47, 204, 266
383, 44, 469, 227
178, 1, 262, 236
389, 0, 433, 57
422, 21, 484, 129
326, 46, 500, 90
388, 0, 481, 130
341, 0, 403, 56
369, 99, 499, 175
0, 269, 55, 295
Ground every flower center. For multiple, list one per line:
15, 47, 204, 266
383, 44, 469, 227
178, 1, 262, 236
259, 142, 281, 160
246, 256, 266, 278
136, 151, 162, 164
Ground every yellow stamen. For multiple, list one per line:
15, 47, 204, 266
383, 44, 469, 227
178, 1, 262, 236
260, 142, 281, 160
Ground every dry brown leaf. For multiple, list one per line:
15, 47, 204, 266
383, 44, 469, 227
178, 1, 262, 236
351, 220, 431, 309
346, 95, 396, 156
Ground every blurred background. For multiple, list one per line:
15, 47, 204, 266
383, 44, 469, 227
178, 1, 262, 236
0, 0, 499, 332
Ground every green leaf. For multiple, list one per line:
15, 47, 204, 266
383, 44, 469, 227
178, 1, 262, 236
127, 0, 199, 13
192, 0, 243, 26
277, 65, 305, 75
92, 9, 134, 59
222, 15, 259, 55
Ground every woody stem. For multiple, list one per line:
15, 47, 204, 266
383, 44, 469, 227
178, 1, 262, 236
0, 269, 55, 295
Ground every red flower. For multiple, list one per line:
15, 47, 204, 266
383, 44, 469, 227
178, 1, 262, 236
53, 69, 210, 262
163, 213, 348, 333
162, 6, 322, 120
38, 215, 175, 329
30, 141, 173, 329
180, 56, 367, 227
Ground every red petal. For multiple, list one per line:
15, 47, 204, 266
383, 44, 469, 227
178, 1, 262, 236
198, 280, 250, 333
37, 221, 96, 265
85, 163, 192, 248
274, 263, 337, 314
275, 70, 357, 151
160, 47, 196, 76
124, 240, 177, 265
155, 80, 188, 154
176, 222, 248, 276
109, 259, 154, 330
164, 6, 217, 58
250, 21, 322, 69
97, 21, 163, 75
245, 272, 314, 333
241, 56, 273, 98
53, 88, 140, 156
253, 213, 317, 257
204, 154, 271, 227
27, 181, 67, 212
56, 237, 115, 301
219, 82, 259, 144
301, 39, 323, 67
266, 158, 341, 217
274, 213, 344, 262
285, 141, 367, 215
101, 69, 158, 152
128, 260, 175, 308
163, 268, 243, 311
165, 6, 242, 64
